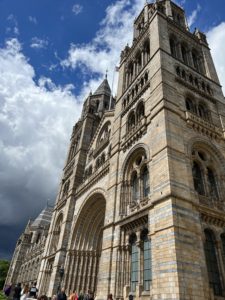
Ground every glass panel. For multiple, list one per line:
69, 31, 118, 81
132, 173, 139, 201
142, 167, 150, 198
204, 230, 222, 296
131, 244, 139, 292
207, 168, 219, 199
143, 239, 152, 291
192, 162, 205, 195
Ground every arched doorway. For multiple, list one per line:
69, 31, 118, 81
65, 193, 106, 294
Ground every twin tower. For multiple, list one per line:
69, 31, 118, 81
7, 1, 225, 299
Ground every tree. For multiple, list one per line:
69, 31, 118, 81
0, 260, 10, 290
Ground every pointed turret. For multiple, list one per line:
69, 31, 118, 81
31, 206, 53, 229
93, 77, 111, 97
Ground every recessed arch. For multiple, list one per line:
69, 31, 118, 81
65, 191, 106, 294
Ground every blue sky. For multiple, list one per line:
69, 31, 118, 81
0, 0, 225, 260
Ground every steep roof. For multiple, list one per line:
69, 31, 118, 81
93, 78, 111, 97
31, 206, 53, 229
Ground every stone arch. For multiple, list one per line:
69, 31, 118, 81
96, 121, 111, 146
120, 143, 150, 181
187, 137, 225, 172
65, 190, 106, 294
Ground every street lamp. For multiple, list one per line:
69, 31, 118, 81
57, 266, 64, 293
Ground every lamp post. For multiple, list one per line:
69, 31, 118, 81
57, 266, 64, 293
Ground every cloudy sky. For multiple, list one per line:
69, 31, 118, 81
0, 0, 225, 260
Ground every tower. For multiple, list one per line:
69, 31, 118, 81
23, 1, 225, 299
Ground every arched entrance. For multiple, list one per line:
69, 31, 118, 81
65, 193, 106, 294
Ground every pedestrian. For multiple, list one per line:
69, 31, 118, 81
78, 292, 83, 300
83, 291, 89, 300
4, 284, 12, 297
57, 288, 67, 300
29, 282, 38, 298
88, 293, 94, 300
107, 294, 113, 300
38, 295, 48, 300
13, 283, 22, 300
69, 290, 76, 300
21, 285, 29, 300
128, 294, 133, 300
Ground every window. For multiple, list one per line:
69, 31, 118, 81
186, 98, 195, 113
192, 161, 205, 195
130, 234, 138, 292
142, 166, 150, 198
132, 172, 139, 201
128, 112, 136, 130
141, 229, 152, 291
198, 104, 210, 121
221, 234, 225, 269
207, 168, 219, 199
192, 51, 200, 71
170, 38, 176, 57
204, 230, 222, 296
136, 102, 145, 121
181, 45, 188, 64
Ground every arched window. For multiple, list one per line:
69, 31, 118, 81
192, 161, 205, 195
221, 233, 225, 269
181, 45, 188, 64
128, 112, 136, 130
142, 166, 150, 198
192, 51, 200, 71
186, 98, 193, 112
170, 38, 176, 57
141, 229, 152, 291
132, 172, 139, 201
136, 102, 145, 121
204, 230, 222, 296
129, 233, 138, 292
198, 104, 210, 121
207, 168, 219, 199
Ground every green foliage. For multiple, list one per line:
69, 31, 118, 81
0, 260, 10, 291
0, 291, 7, 300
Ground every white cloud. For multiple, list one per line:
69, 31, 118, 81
63, 0, 146, 94
72, 4, 83, 15
6, 14, 19, 36
30, 37, 48, 49
28, 16, 38, 24
207, 22, 225, 94
187, 4, 201, 28
0, 38, 83, 226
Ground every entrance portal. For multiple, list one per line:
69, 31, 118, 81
65, 193, 106, 294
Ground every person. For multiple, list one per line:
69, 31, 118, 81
69, 290, 77, 300
4, 284, 12, 297
107, 294, 113, 300
39, 295, 48, 300
78, 292, 83, 300
13, 283, 22, 300
29, 282, 38, 298
88, 293, 94, 300
52, 295, 57, 300
128, 294, 133, 300
21, 285, 29, 300
57, 288, 67, 300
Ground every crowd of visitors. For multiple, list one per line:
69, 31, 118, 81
4, 284, 114, 300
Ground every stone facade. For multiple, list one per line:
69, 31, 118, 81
7, 1, 225, 299
5, 206, 53, 287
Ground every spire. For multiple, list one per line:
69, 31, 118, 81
93, 77, 111, 97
